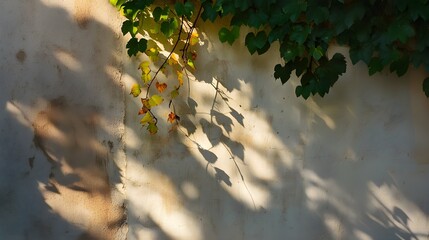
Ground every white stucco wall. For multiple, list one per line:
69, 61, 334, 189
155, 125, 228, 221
1, 1, 429, 240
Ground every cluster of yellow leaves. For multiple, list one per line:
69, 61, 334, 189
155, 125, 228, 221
129, 29, 201, 134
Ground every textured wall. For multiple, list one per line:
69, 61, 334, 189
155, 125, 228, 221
0, 0, 126, 239
1, 1, 429, 240
124, 20, 429, 240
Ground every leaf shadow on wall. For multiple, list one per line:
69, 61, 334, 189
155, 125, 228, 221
125, 16, 429, 240
1, 1, 127, 239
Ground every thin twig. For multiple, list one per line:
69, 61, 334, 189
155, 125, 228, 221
146, 16, 185, 98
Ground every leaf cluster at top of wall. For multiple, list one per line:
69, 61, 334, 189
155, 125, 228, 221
112, 0, 429, 98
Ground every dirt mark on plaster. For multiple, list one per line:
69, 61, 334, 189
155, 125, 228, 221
16, 50, 26, 63
32, 97, 124, 240
74, 0, 92, 29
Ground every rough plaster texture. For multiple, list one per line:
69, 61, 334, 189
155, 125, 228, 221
0, 0, 126, 239
124, 22, 429, 240
1, 1, 429, 240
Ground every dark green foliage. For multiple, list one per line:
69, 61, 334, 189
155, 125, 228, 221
113, 0, 429, 98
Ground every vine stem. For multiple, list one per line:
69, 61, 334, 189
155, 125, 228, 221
146, 16, 185, 98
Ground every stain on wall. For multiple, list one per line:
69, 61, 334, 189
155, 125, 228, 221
74, 0, 92, 29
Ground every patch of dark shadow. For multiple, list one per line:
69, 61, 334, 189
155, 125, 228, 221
28, 156, 35, 169
16, 49, 26, 63
393, 206, 409, 226
45, 182, 60, 194
108, 213, 127, 229
179, 115, 197, 136
229, 107, 244, 127
200, 118, 223, 147
198, 147, 218, 163
107, 140, 114, 152
214, 167, 232, 186
211, 109, 233, 133
67, 185, 89, 193
57, 173, 80, 186
221, 136, 245, 162
187, 97, 198, 115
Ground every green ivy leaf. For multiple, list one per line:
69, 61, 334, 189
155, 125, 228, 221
390, 55, 409, 77
218, 26, 240, 45
121, 20, 139, 37
201, 2, 218, 22
175, 2, 194, 20
349, 44, 373, 64
274, 63, 293, 84
282, 1, 307, 22
245, 31, 267, 55
368, 57, 384, 75
161, 18, 179, 38
387, 20, 415, 43
307, 6, 329, 25
247, 10, 268, 28
290, 25, 310, 44
147, 122, 158, 134
126, 38, 148, 56
423, 77, 429, 97
311, 46, 324, 61
153, 7, 169, 22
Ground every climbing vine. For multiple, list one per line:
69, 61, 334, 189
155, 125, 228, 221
111, 0, 429, 134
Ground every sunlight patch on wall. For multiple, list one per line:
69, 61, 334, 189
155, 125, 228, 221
368, 182, 429, 237
53, 49, 82, 72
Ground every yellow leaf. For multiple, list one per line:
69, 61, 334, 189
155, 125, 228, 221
130, 84, 141, 97
139, 61, 151, 74
140, 112, 153, 125
187, 59, 195, 70
168, 53, 179, 65
170, 89, 179, 99
177, 71, 183, 86
190, 31, 199, 46
141, 72, 151, 83
156, 81, 167, 93
148, 94, 164, 107
145, 47, 159, 62
147, 122, 158, 134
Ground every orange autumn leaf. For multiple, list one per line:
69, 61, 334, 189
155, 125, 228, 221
138, 107, 148, 115
156, 81, 167, 93
167, 112, 177, 123
141, 98, 151, 109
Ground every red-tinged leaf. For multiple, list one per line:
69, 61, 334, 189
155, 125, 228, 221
167, 112, 176, 123
138, 108, 148, 115
141, 98, 151, 109
130, 83, 141, 97
156, 81, 167, 93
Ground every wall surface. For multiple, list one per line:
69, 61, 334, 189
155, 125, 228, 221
1, 1, 429, 240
